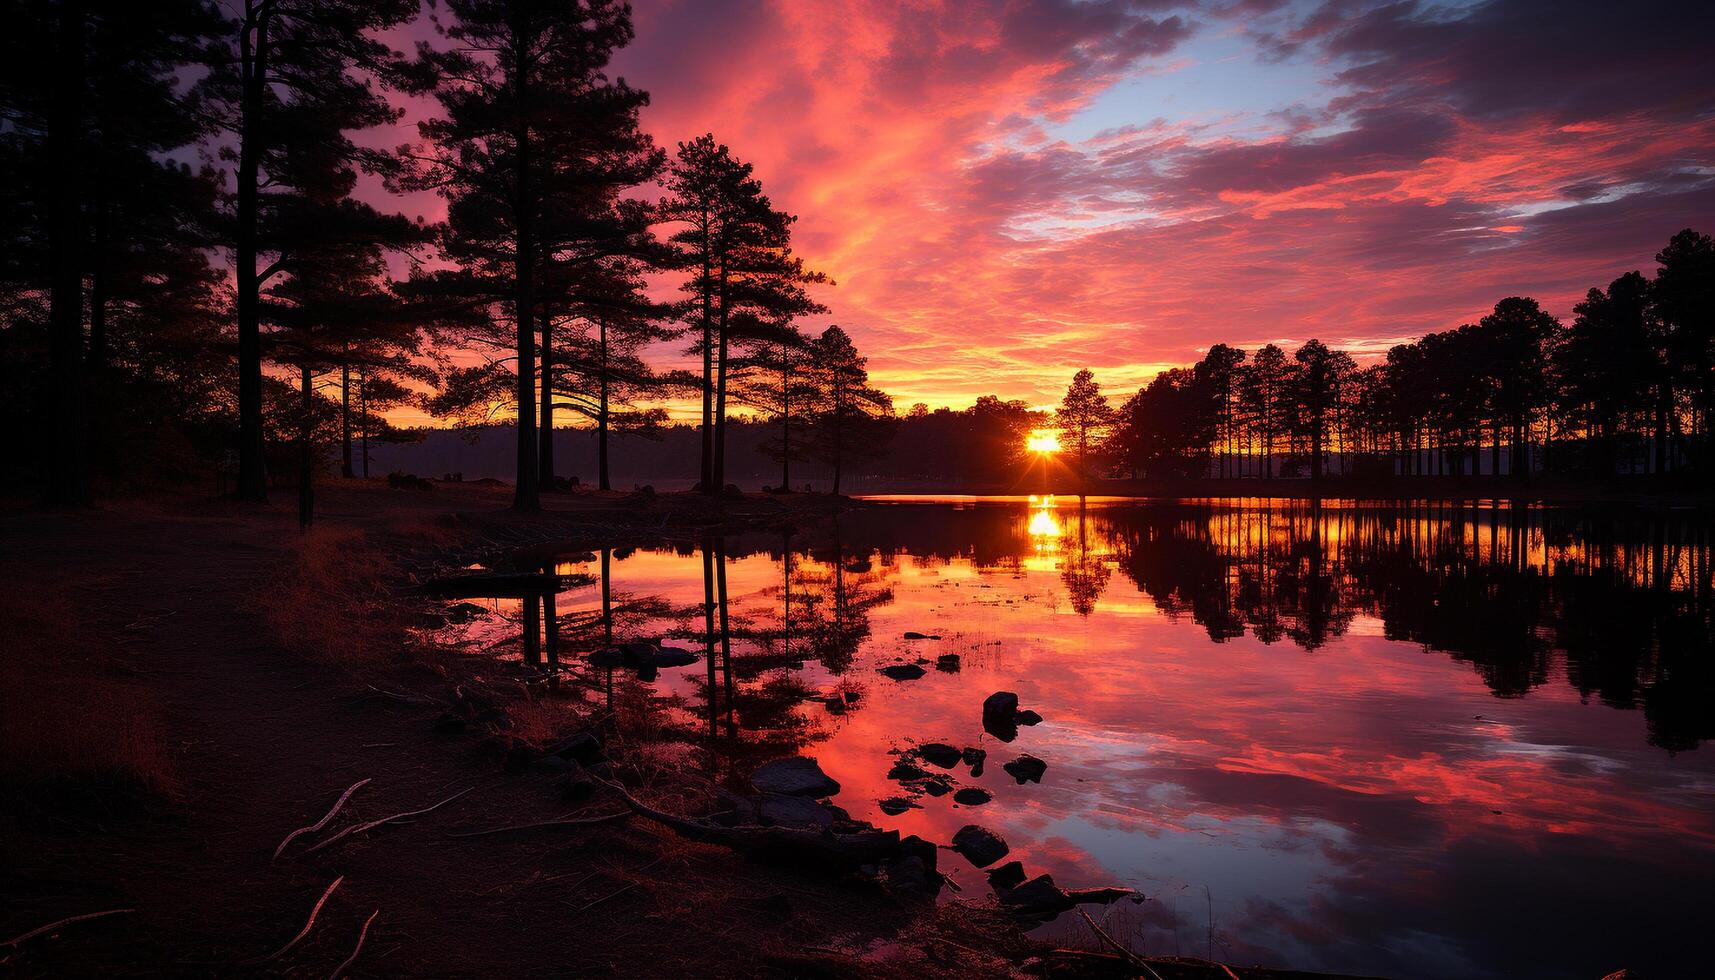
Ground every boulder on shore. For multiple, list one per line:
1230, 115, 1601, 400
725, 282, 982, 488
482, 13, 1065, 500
952, 825, 1009, 867
752, 757, 840, 798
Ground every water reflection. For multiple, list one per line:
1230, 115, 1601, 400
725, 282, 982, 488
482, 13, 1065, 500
446, 499, 1713, 979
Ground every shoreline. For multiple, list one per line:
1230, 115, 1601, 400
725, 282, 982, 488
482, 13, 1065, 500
6, 479, 1646, 978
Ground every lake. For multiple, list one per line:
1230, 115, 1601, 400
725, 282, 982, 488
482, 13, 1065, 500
435, 497, 1714, 979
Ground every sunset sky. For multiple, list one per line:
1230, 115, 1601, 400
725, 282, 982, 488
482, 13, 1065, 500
389, 0, 1715, 418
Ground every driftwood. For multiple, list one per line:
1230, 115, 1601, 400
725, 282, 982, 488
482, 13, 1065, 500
303, 787, 473, 855
240, 876, 343, 965
274, 778, 372, 861
444, 811, 632, 839
603, 779, 902, 868
3, 908, 134, 950
326, 909, 379, 980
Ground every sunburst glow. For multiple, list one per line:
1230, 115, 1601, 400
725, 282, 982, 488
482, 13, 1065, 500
1026, 430, 1061, 454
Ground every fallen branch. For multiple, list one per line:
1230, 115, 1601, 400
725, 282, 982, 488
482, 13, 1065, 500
274, 779, 372, 861
326, 909, 379, 980
597, 777, 900, 867
1076, 908, 1165, 980
3, 908, 135, 950
444, 811, 631, 839
239, 876, 343, 965
303, 787, 474, 855
363, 685, 442, 706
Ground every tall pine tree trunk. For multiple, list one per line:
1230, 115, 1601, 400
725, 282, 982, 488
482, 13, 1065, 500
358, 367, 369, 478
511, 114, 538, 511
539, 302, 554, 487
340, 359, 353, 477
598, 315, 611, 491
298, 366, 313, 529
45, 1, 88, 506
780, 355, 791, 491
714, 264, 729, 491
699, 217, 714, 493
234, 2, 269, 502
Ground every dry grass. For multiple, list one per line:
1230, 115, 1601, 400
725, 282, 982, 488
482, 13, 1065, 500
0, 585, 179, 816
256, 527, 411, 666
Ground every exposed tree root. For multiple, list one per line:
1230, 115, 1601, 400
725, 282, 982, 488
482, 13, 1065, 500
327, 909, 379, 980
274, 778, 372, 861
304, 787, 474, 855
239, 876, 343, 965
3, 908, 135, 950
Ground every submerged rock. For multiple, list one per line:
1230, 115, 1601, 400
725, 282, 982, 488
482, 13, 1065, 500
962, 746, 987, 777
878, 797, 920, 816
952, 825, 1009, 867
888, 759, 930, 782
1003, 754, 1047, 784
935, 654, 962, 673
752, 757, 840, 798
918, 743, 962, 768
986, 860, 1027, 891
952, 787, 992, 806
878, 664, 927, 681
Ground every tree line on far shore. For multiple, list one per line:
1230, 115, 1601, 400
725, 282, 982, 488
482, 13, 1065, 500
2, 0, 893, 520
4, 3, 1710, 512
1040, 228, 1713, 485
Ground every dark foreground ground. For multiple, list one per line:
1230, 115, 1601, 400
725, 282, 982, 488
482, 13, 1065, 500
2, 480, 1380, 978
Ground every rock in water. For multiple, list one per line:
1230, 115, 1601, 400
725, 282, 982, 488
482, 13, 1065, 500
1016, 709, 1043, 726
878, 797, 920, 816
952, 825, 1009, 867
953, 787, 992, 806
936, 654, 961, 673
918, 743, 962, 768
961, 746, 987, 776
752, 757, 840, 798
755, 793, 844, 828
999, 874, 1075, 918
982, 691, 1021, 741
879, 664, 927, 681
903, 631, 942, 640
888, 759, 930, 781
1003, 754, 1047, 784
987, 860, 1027, 891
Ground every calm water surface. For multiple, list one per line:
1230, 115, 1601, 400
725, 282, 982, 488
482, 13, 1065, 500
441, 498, 1715, 979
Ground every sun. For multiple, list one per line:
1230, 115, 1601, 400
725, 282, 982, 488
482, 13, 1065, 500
1026, 429, 1061, 454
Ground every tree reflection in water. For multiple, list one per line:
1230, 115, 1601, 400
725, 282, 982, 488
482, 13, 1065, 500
482, 499, 1712, 978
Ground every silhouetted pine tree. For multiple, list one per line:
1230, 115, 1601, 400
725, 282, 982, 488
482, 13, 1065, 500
198, 0, 418, 502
